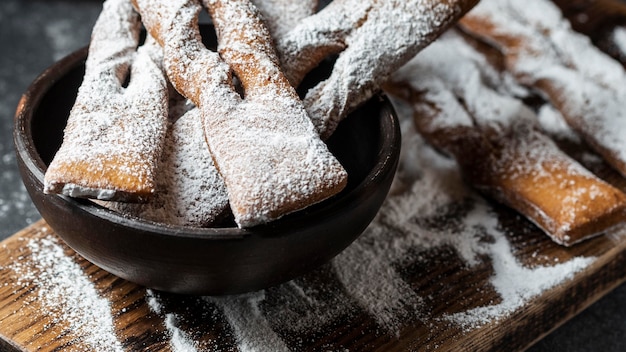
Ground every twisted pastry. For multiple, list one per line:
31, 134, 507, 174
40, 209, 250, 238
132, 0, 348, 227
277, 0, 479, 139
459, 0, 626, 179
44, 0, 168, 202
387, 31, 626, 245
109, 0, 317, 226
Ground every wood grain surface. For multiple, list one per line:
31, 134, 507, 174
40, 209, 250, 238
0, 139, 626, 351
0, 200, 624, 351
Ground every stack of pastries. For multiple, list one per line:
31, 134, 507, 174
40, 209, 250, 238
387, 0, 626, 245
44, 0, 626, 246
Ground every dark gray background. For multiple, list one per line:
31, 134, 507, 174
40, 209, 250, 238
0, 1, 624, 350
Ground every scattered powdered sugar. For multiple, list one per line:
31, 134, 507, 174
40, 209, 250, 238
10, 231, 123, 351
443, 205, 595, 329
208, 292, 291, 352
146, 289, 202, 352
360, 121, 595, 330
4, 105, 599, 350
165, 314, 201, 352
333, 232, 426, 335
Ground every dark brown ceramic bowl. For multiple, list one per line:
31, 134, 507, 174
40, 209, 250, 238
13, 28, 400, 295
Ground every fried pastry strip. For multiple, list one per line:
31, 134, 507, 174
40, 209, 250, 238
459, 0, 626, 178
107, 105, 230, 227
277, 0, 479, 139
387, 31, 626, 245
111, 0, 317, 226
44, 0, 168, 202
133, 0, 347, 228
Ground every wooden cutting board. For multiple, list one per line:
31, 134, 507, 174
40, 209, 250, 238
2, 134, 626, 352
0, 193, 625, 352
4, 1, 626, 351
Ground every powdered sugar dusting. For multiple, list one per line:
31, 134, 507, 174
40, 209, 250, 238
128, 106, 597, 348
106, 107, 230, 227
208, 292, 291, 352
135, 0, 347, 227
371, 106, 596, 329
322, 98, 599, 339
6, 108, 598, 349
146, 289, 202, 352
278, 0, 475, 138
443, 208, 594, 329
44, 0, 169, 202
460, 0, 626, 177
10, 231, 123, 351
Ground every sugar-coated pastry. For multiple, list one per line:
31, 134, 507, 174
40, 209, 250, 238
106, 105, 230, 227
109, 0, 320, 226
133, 0, 348, 227
387, 31, 626, 246
459, 0, 626, 179
277, 0, 480, 139
44, 0, 168, 202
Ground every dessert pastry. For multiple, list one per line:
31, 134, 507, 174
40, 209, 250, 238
46, 0, 481, 228
459, 0, 626, 179
108, 0, 319, 226
132, 0, 348, 227
44, 0, 168, 202
387, 31, 626, 245
107, 106, 230, 227
276, 0, 480, 139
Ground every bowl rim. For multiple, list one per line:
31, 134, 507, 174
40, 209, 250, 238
14, 45, 401, 241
